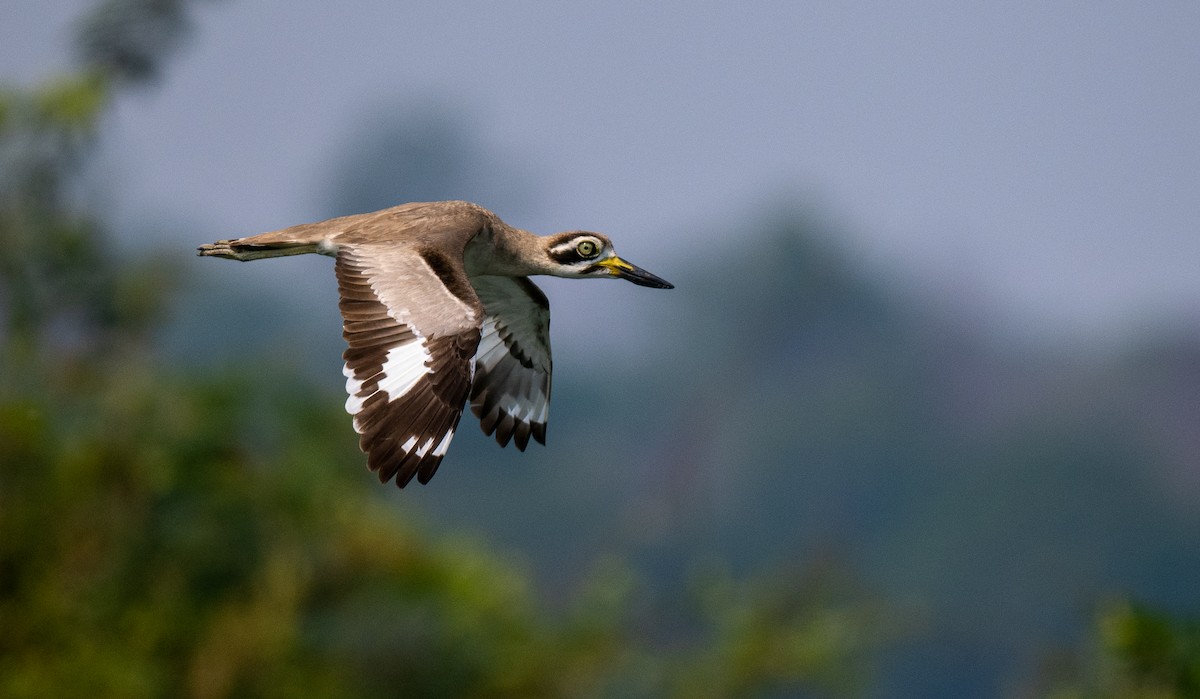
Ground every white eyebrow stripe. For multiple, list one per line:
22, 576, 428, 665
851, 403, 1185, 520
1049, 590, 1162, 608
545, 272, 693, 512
548, 236, 601, 255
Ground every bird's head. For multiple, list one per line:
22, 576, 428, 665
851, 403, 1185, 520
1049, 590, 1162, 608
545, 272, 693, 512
543, 231, 674, 289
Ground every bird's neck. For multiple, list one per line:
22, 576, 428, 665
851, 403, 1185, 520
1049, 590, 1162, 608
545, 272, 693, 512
465, 225, 554, 277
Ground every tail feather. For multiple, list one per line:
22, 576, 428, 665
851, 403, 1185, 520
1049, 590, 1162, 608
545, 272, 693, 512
197, 238, 321, 261
199, 212, 360, 260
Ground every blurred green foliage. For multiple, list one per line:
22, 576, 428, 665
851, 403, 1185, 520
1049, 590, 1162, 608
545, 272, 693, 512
1042, 603, 1200, 699
0, 319, 881, 698
0, 2, 885, 697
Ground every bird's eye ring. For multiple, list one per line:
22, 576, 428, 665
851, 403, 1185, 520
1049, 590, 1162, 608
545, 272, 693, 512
576, 240, 599, 258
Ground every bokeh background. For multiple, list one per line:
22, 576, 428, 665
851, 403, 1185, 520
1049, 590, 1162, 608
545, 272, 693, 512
2, 1, 1199, 697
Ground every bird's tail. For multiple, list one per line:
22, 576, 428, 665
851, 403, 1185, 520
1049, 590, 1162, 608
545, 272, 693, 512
200, 212, 361, 261
197, 238, 322, 261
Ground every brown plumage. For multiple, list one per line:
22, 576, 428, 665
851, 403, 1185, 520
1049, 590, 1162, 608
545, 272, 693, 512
199, 200, 672, 487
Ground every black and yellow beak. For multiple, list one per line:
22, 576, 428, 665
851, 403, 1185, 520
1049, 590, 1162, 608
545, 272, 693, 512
595, 256, 674, 289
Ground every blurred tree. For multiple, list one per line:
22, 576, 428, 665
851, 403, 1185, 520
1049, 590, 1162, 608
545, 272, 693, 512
77, 0, 208, 85
634, 202, 1200, 696
1039, 602, 1200, 699
0, 3, 883, 698
0, 0, 208, 354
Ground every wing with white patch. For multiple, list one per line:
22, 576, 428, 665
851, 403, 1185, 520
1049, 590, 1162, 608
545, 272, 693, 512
468, 276, 552, 450
336, 245, 482, 487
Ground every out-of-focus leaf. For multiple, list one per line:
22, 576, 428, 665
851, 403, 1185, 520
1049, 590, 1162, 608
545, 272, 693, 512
34, 73, 109, 134
1041, 602, 1200, 699
0, 91, 13, 133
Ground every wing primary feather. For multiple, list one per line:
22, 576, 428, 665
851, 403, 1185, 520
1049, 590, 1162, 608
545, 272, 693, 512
335, 244, 481, 486
467, 276, 552, 452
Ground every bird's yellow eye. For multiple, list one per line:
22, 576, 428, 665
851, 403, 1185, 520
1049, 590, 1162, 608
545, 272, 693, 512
576, 239, 600, 258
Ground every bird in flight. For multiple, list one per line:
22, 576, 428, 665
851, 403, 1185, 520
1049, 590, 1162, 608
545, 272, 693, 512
198, 200, 673, 487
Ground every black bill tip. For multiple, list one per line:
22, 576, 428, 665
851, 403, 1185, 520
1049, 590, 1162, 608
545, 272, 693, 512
613, 261, 674, 289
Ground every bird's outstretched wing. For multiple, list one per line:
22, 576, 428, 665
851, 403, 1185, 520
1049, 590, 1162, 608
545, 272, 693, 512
336, 242, 483, 487
468, 275, 552, 450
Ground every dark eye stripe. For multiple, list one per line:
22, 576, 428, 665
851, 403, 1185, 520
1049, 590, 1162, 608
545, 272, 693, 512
550, 247, 587, 265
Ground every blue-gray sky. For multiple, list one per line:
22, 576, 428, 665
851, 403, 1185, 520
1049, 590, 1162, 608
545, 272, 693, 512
5, 1, 1199, 344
